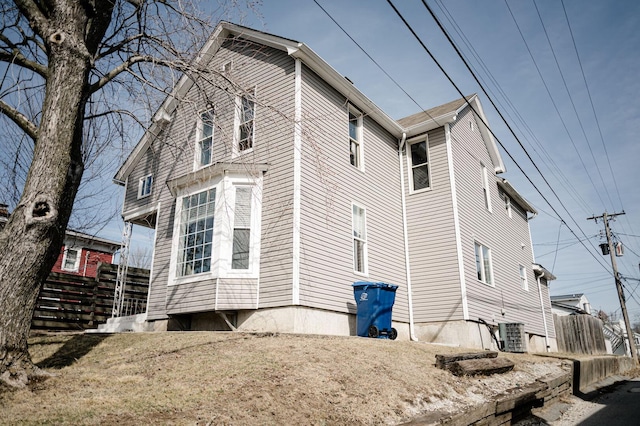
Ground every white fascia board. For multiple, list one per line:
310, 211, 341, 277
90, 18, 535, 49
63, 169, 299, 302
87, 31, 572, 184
403, 111, 458, 138
290, 45, 403, 138
497, 178, 537, 215
114, 24, 231, 183
462, 95, 506, 174
533, 263, 557, 281
166, 162, 269, 197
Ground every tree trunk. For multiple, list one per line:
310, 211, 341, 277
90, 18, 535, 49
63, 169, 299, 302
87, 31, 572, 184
0, 0, 113, 387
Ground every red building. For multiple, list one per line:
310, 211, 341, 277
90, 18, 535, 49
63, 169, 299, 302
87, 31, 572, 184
51, 230, 120, 278
1, 203, 119, 278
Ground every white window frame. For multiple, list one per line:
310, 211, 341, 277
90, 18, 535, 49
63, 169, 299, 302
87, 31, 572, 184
234, 92, 256, 156
481, 164, 492, 212
62, 247, 81, 272
352, 202, 368, 276
195, 109, 215, 169
168, 173, 263, 285
138, 174, 153, 199
519, 264, 528, 291
474, 241, 493, 286
503, 194, 512, 218
407, 136, 431, 193
348, 105, 364, 171
221, 60, 233, 73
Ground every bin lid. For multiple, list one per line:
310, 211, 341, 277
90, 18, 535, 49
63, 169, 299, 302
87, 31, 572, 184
352, 281, 398, 290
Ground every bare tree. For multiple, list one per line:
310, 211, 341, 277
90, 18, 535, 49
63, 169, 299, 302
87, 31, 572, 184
0, 0, 259, 388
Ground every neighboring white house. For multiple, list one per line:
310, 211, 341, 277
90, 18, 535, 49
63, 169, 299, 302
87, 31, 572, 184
550, 293, 592, 316
111, 22, 556, 351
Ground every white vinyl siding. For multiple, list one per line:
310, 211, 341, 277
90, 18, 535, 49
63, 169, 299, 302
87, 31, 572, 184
450, 106, 553, 338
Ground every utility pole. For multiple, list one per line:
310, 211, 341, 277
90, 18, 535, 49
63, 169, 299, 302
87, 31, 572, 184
588, 211, 638, 364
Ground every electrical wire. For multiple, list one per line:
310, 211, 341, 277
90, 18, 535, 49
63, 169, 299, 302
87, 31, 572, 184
387, 0, 612, 275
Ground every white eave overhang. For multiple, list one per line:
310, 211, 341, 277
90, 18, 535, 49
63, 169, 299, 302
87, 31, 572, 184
166, 162, 269, 197
533, 263, 556, 281
497, 178, 537, 216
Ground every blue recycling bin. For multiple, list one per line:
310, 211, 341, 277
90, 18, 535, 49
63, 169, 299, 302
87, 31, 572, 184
352, 282, 398, 340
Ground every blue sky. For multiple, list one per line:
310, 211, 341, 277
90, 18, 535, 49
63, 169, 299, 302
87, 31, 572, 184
113, 0, 640, 320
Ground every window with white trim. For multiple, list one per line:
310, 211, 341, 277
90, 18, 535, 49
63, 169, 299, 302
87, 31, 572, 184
348, 106, 363, 169
503, 194, 512, 218
232, 186, 252, 270
352, 203, 367, 274
481, 164, 492, 212
177, 189, 216, 277
474, 242, 493, 285
138, 174, 153, 199
62, 247, 80, 272
519, 264, 528, 291
408, 138, 430, 191
197, 109, 215, 167
170, 173, 263, 284
238, 96, 255, 152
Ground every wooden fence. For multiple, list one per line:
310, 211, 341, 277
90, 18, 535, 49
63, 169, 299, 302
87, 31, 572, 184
553, 314, 607, 355
32, 263, 149, 331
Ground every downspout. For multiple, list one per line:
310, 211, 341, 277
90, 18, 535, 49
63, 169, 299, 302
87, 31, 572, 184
83, 250, 90, 277
535, 271, 551, 352
399, 132, 417, 341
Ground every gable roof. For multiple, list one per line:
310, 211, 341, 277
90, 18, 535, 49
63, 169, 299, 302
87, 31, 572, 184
398, 94, 505, 173
114, 21, 402, 183
114, 22, 505, 183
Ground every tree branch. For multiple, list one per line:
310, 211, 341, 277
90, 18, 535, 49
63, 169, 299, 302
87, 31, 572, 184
0, 46, 47, 78
0, 99, 37, 141
13, 0, 51, 39
88, 55, 189, 94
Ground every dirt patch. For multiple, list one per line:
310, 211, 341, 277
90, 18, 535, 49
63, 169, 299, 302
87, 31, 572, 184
0, 332, 568, 425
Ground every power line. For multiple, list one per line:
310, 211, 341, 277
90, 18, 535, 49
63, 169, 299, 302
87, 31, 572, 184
387, 0, 612, 274
431, 0, 594, 217
504, 0, 608, 211
559, 0, 624, 212
532, 0, 614, 211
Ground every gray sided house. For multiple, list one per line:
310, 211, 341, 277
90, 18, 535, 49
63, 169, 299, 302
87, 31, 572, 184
114, 22, 556, 351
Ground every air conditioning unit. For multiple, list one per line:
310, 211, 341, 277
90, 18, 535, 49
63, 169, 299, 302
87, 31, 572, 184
499, 322, 526, 353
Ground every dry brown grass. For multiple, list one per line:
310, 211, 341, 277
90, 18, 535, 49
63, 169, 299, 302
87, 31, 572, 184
0, 332, 567, 425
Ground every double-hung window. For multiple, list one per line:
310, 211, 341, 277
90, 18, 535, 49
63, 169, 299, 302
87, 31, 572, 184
62, 247, 80, 272
474, 242, 493, 285
232, 186, 252, 270
138, 174, 153, 199
197, 110, 215, 167
177, 189, 216, 277
238, 96, 255, 152
409, 138, 430, 191
519, 264, 528, 291
352, 203, 367, 274
348, 107, 363, 169
481, 164, 491, 211
169, 170, 265, 284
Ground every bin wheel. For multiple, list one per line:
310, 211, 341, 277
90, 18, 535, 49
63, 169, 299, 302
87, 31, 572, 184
388, 328, 398, 340
368, 325, 379, 338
